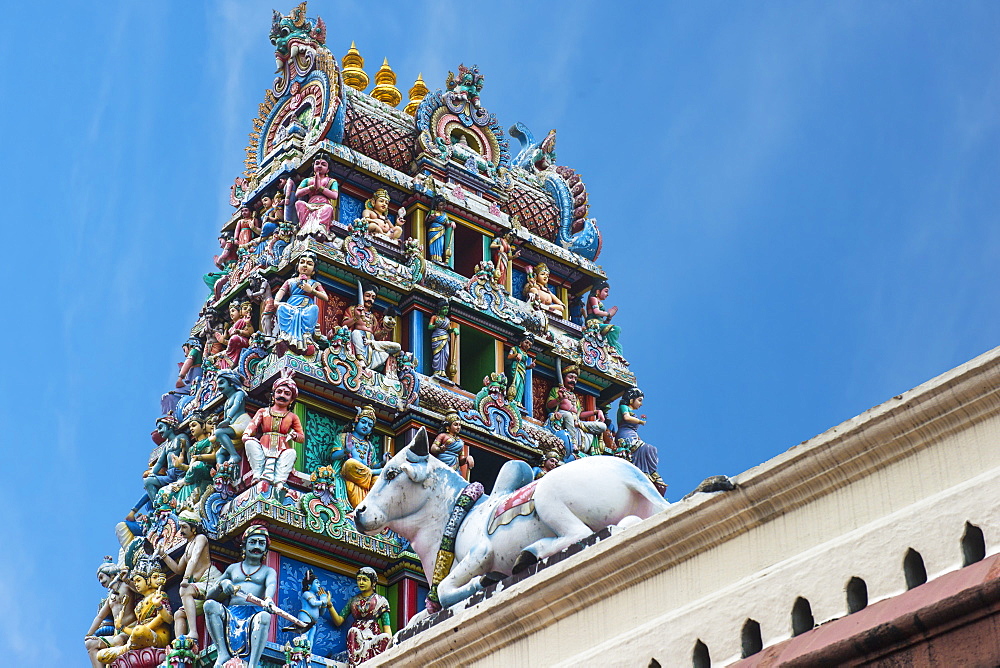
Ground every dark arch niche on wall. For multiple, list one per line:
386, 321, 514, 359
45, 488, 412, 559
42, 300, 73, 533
692, 639, 710, 668
962, 521, 986, 566
846, 576, 868, 613
904, 548, 928, 590
741, 619, 763, 658
791, 597, 814, 636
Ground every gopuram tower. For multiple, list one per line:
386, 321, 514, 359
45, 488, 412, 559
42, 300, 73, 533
84, 4, 664, 668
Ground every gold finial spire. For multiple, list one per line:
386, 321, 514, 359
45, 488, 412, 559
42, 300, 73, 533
404, 73, 428, 116
371, 57, 402, 107
342, 41, 369, 92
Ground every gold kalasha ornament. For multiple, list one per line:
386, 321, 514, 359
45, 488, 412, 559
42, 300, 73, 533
342, 41, 369, 91
371, 58, 402, 107
404, 73, 428, 116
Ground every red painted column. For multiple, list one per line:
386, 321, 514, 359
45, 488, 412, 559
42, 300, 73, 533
266, 548, 281, 643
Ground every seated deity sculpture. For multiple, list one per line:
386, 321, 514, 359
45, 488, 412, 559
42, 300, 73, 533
361, 188, 404, 240
243, 370, 304, 501
342, 283, 400, 373
204, 525, 278, 668
544, 363, 608, 456
96, 566, 173, 664
523, 262, 566, 318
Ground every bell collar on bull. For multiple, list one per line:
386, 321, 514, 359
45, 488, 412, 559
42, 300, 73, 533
426, 480, 484, 612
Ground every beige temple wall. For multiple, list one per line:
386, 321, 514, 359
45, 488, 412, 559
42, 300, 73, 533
371, 346, 1000, 667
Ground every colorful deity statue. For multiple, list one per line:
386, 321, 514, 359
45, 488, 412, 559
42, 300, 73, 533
290, 569, 330, 647
524, 262, 566, 318
329, 405, 381, 508
361, 188, 404, 240
545, 364, 608, 456
489, 228, 521, 289
295, 156, 339, 241
96, 566, 173, 664
85, 558, 133, 668
157, 413, 216, 513
214, 300, 255, 369
430, 412, 472, 471
143, 416, 190, 506
156, 510, 222, 647
214, 229, 238, 270
426, 195, 454, 264
616, 387, 666, 495
328, 567, 392, 668
204, 525, 278, 668
214, 370, 249, 469
244, 370, 304, 501
246, 270, 277, 340
506, 331, 535, 408
275, 251, 328, 354
161, 337, 203, 418
235, 206, 261, 250
428, 298, 459, 381
532, 451, 563, 480
343, 282, 400, 373
586, 280, 623, 358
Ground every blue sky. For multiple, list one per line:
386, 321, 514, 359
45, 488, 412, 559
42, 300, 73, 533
2, 1, 999, 664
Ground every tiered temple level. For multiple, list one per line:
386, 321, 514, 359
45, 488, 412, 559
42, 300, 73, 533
85, 4, 664, 667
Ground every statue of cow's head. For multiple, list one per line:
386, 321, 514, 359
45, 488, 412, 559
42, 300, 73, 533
355, 428, 451, 536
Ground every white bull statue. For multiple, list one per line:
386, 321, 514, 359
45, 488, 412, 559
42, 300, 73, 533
355, 428, 669, 616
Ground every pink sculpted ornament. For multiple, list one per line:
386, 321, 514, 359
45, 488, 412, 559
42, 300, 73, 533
295, 157, 339, 241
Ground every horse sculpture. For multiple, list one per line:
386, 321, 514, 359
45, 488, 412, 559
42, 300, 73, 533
355, 429, 669, 617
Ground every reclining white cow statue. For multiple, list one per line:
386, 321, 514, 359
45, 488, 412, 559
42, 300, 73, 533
355, 428, 669, 618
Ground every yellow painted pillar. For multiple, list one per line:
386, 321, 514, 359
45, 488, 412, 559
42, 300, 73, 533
412, 207, 426, 259
495, 339, 505, 375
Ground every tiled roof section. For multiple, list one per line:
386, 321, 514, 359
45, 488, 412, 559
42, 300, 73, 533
344, 102, 418, 173
503, 182, 560, 241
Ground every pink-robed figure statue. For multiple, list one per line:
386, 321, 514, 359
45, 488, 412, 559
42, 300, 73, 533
295, 156, 339, 241
243, 370, 304, 501
328, 567, 392, 667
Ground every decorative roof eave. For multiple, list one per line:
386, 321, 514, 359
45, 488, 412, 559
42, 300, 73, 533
346, 86, 418, 133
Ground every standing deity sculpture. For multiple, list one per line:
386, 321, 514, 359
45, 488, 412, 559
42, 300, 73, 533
428, 298, 459, 381
156, 510, 222, 647
235, 206, 261, 251
586, 280, 623, 358
523, 262, 566, 318
244, 370, 304, 501
329, 405, 381, 508
430, 412, 473, 472
290, 569, 330, 648
505, 331, 535, 408
84, 558, 133, 668
426, 196, 454, 264
204, 525, 279, 668
143, 416, 190, 506
545, 363, 608, 456
342, 283, 400, 373
274, 251, 328, 354
213, 370, 249, 472
96, 566, 173, 664
328, 567, 392, 668
489, 228, 520, 289
616, 387, 666, 495
295, 156, 339, 241
361, 188, 404, 241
